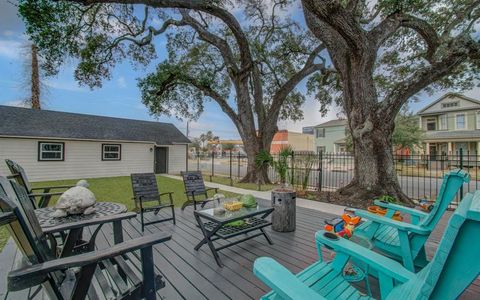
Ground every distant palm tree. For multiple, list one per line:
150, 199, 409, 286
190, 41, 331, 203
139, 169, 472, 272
20, 43, 47, 109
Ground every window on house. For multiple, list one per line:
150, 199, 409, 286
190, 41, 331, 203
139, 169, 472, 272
477, 111, 480, 129
442, 102, 459, 108
38, 142, 64, 161
316, 128, 325, 138
439, 115, 448, 130
426, 118, 436, 131
456, 114, 466, 129
102, 144, 121, 160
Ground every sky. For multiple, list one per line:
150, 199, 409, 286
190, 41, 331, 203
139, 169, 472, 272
0, 1, 478, 140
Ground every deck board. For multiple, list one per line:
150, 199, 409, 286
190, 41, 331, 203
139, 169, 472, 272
1, 200, 479, 299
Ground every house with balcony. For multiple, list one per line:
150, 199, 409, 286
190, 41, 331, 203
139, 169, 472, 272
417, 93, 480, 157
312, 119, 348, 153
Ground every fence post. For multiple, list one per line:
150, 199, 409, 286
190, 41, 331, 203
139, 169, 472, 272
318, 151, 323, 192
229, 151, 233, 186
460, 148, 464, 200
237, 153, 241, 178
290, 152, 295, 187
210, 151, 214, 182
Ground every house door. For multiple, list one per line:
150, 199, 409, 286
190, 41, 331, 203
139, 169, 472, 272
155, 147, 168, 174
429, 145, 437, 161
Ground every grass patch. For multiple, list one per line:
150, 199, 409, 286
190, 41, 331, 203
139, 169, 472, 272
207, 175, 275, 191
0, 175, 238, 251
0, 227, 9, 250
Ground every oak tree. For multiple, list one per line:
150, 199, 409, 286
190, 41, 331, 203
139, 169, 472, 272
302, 0, 480, 203
19, 0, 330, 183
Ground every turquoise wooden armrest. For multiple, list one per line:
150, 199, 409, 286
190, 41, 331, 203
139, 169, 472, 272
355, 210, 430, 235
254, 257, 325, 300
316, 230, 414, 282
374, 200, 429, 218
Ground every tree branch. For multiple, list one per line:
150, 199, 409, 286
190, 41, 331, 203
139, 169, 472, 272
267, 44, 329, 124
156, 71, 240, 125
381, 36, 480, 118
442, 0, 480, 38
72, 0, 255, 69
179, 10, 239, 74
370, 13, 440, 60
301, 0, 367, 53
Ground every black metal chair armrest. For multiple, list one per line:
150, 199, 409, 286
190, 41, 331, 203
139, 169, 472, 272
158, 192, 173, 197
205, 187, 219, 193
29, 191, 65, 198
31, 185, 75, 191
41, 212, 137, 234
0, 212, 15, 226
8, 233, 171, 291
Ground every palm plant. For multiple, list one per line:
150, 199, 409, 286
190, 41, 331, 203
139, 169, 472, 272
273, 146, 294, 186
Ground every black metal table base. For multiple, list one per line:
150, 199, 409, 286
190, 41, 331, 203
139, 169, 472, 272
194, 212, 273, 267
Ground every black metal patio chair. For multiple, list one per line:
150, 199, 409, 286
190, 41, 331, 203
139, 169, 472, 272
5, 159, 74, 208
0, 182, 171, 300
131, 173, 176, 232
180, 171, 219, 211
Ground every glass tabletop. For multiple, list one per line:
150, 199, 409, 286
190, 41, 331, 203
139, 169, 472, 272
196, 205, 273, 222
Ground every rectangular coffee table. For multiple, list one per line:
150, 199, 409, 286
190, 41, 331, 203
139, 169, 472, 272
193, 204, 274, 267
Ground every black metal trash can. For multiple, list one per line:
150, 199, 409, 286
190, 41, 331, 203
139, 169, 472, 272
271, 190, 296, 232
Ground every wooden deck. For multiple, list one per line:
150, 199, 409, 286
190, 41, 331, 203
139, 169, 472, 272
1, 200, 479, 299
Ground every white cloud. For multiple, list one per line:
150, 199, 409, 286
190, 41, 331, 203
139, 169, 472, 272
45, 80, 87, 92
0, 39, 22, 59
117, 76, 127, 88
2, 30, 15, 37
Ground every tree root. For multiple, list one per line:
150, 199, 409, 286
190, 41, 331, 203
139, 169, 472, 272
338, 180, 415, 207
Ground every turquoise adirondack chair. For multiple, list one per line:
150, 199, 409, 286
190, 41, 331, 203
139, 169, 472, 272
254, 190, 480, 300
353, 169, 469, 271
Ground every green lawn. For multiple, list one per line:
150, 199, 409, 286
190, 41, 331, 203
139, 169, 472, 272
0, 175, 239, 250
208, 175, 275, 191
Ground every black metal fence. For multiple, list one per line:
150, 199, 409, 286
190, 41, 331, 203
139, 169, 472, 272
187, 150, 479, 206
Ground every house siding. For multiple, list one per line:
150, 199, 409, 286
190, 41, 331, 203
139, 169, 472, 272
0, 137, 158, 182
166, 144, 187, 174
314, 125, 346, 153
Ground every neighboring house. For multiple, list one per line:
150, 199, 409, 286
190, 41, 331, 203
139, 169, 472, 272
0, 106, 190, 181
314, 119, 348, 153
270, 130, 315, 154
417, 93, 480, 156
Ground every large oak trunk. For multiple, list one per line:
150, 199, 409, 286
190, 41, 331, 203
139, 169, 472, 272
339, 116, 414, 206
239, 135, 272, 184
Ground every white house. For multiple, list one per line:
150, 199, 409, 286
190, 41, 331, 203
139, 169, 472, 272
0, 105, 190, 181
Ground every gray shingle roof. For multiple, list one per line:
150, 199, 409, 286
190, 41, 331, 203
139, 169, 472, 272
315, 119, 347, 128
424, 130, 480, 140
0, 105, 190, 145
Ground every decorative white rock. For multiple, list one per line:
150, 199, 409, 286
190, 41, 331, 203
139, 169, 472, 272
52, 180, 97, 217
